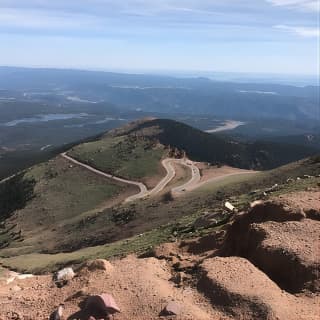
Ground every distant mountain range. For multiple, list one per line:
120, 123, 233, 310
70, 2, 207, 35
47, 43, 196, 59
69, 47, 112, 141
0, 66, 319, 120
0, 67, 318, 180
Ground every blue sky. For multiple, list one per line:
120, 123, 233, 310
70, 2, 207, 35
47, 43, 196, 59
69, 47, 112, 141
0, 0, 319, 75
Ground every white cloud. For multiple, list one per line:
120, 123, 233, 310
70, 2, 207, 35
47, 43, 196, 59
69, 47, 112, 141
0, 8, 104, 30
266, 0, 320, 12
0, 1, 319, 39
275, 24, 320, 37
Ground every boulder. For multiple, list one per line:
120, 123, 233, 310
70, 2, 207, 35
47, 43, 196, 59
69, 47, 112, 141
161, 301, 181, 316
85, 293, 120, 316
55, 268, 75, 282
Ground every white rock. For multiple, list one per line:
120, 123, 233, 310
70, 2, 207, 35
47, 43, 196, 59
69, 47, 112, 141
225, 201, 236, 212
56, 267, 75, 282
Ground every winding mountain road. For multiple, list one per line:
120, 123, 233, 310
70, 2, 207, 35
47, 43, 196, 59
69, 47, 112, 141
61, 152, 200, 202
61, 152, 257, 203
61, 153, 147, 201
172, 160, 201, 194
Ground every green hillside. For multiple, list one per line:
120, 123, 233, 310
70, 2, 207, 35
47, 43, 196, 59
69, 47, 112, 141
69, 134, 166, 187
68, 118, 317, 181
0, 118, 319, 273
1, 155, 319, 273
0, 156, 136, 256
118, 118, 317, 169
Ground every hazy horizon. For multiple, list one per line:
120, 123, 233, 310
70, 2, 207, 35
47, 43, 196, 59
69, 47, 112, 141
1, 65, 318, 86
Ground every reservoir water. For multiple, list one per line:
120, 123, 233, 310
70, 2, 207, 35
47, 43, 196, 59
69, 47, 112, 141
2, 113, 88, 126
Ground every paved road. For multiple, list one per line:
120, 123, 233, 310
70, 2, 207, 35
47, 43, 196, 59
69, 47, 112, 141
125, 158, 202, 201
61, 153, 199, 202
147, 158, 176, 196
172, 160, 201, 194
61, 153, 147, 201
62, 152, 258, 203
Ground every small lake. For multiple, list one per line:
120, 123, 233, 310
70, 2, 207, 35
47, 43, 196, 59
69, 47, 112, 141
2, 113, 89, 127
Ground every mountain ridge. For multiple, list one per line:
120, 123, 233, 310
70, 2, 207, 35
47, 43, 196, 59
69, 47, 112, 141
98, 118, 318, 170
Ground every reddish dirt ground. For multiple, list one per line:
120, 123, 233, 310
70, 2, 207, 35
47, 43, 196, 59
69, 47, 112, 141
0, 256, 228, 320
197, 163, 254, 182
277, 190, 320, 212
0, 191, 319, 320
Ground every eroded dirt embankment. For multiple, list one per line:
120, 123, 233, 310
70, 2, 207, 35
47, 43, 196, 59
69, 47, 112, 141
221, 199, 320, 293
0, 191, 319, 320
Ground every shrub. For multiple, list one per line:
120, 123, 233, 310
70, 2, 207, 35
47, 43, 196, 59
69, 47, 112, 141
161, 191, 174, 203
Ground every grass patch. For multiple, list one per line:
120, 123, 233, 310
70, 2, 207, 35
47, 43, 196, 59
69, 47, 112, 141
1, 155, 319, 273
1, 174, 319, 274
0, 156, 129, 255
25, 158, 123, 221
0, 208, 225, 274
227, 176, 320, 213
195, 173, 258, 194
167, 162, 192, 189
0, 225, 173, 273
69, 135, 166, 181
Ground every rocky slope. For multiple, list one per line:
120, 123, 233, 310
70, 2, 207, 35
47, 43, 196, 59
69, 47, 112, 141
0, 189, 319, 320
